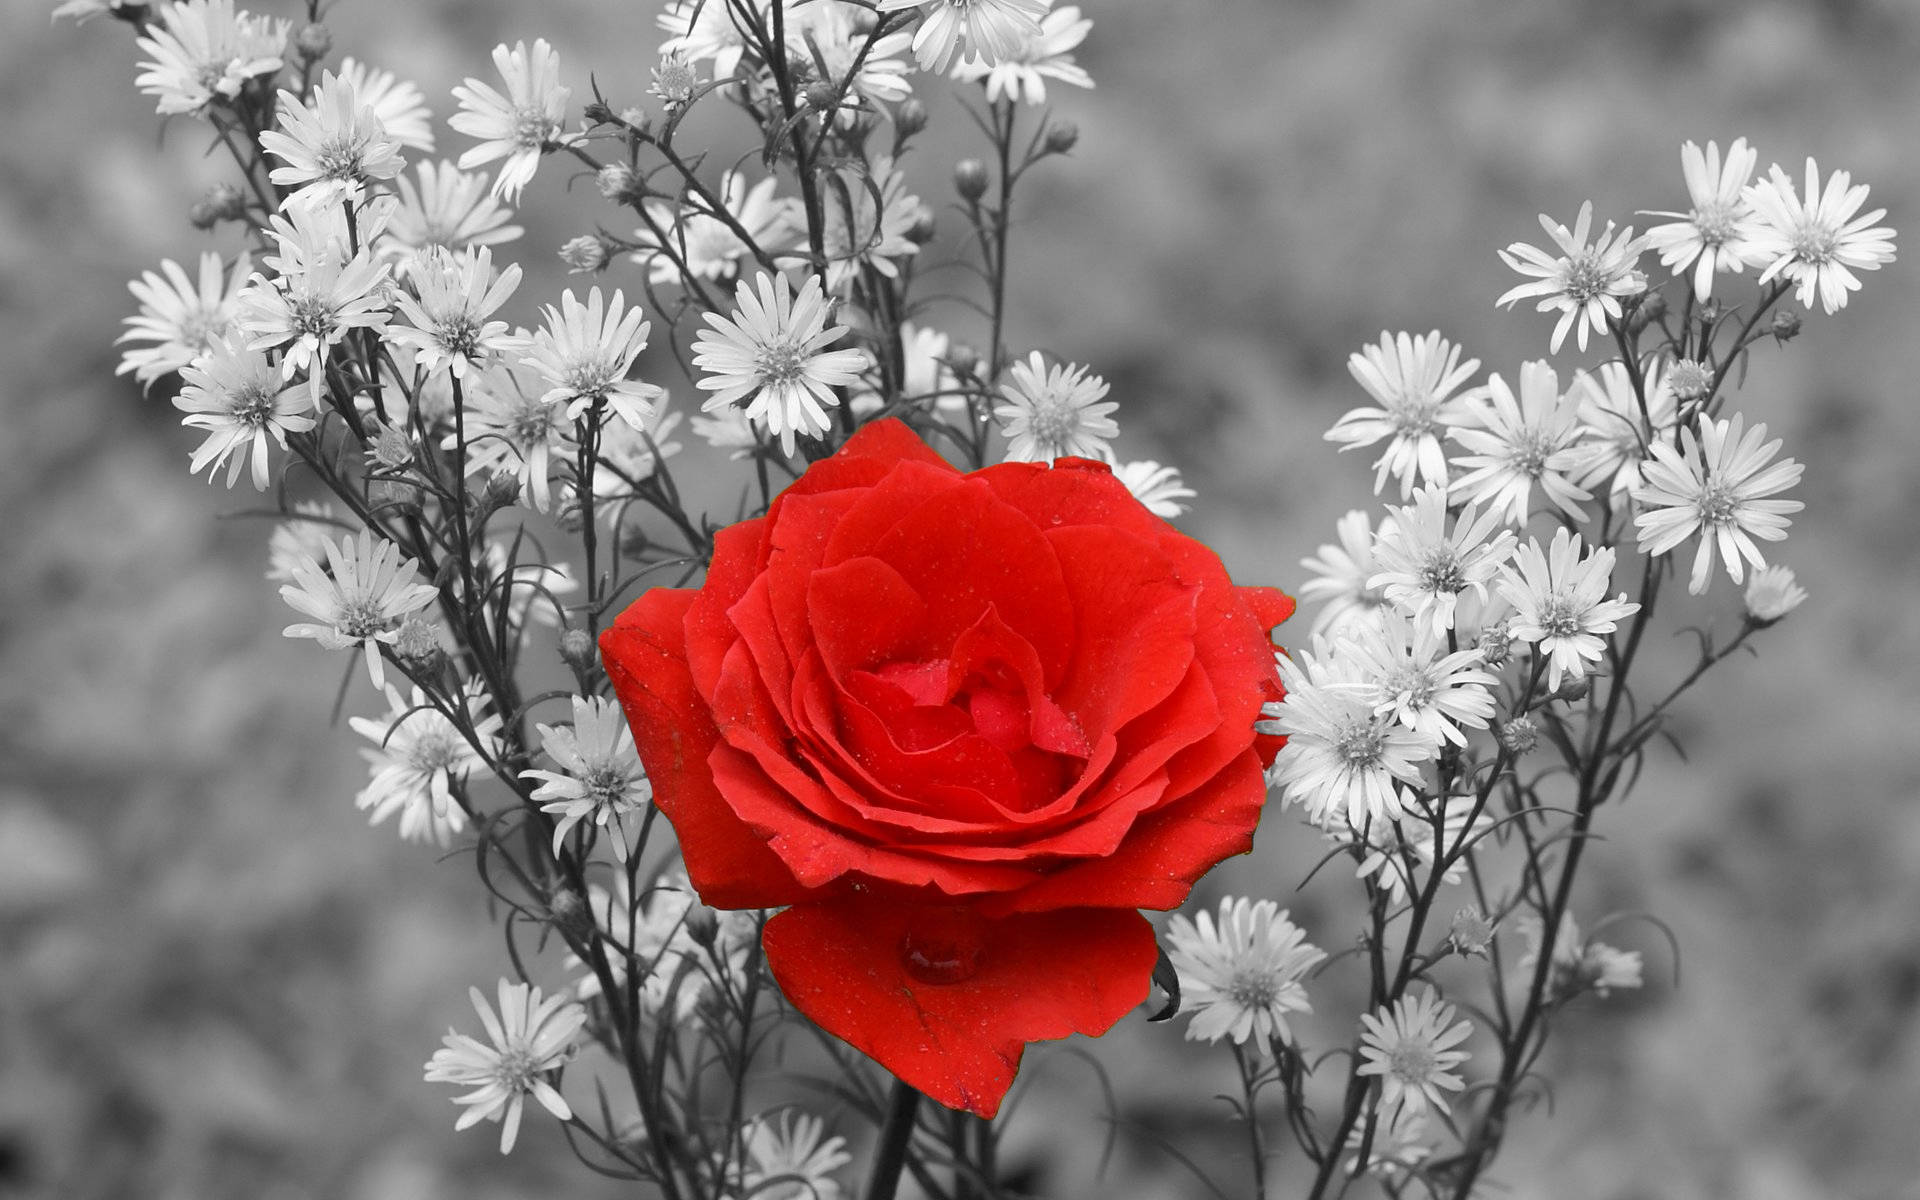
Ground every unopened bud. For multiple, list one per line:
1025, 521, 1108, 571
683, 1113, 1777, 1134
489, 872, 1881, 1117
1476, 618, 1513, 669
1449, 905, 1496, 958
1637, 290, 1667, 322
906, 211, 937, 245
393, 618, 443, 666
188, 198, 223, 231
1552, 675, 1591, 704
597, 163, 638, 202
895, 98, 928, 138
293, 22, 332, 62
803, 81, 839, 113
548, 886, 594, 940
560, 234, 612, 274
371, 423, 413, 469
683, 903, 721, 949
582, 99, 615, 126
1695, 297, 1724, 326
953, 158, 989, 202
1042, 120, 1079, 155
1667, 358, 1712, 404
483, 470, 521, 511
1770, 309, 1802, 344
944, 343, 982, 379
1499, 715, 1538, 756
559, 628, 595, 670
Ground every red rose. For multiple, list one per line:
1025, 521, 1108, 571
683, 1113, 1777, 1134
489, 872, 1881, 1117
600, 419, 1293, 1117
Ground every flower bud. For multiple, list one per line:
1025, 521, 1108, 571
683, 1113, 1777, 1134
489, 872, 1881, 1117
1770, 309, 1802, 344
1449, 906, 1495, 958
954, 158, 990, 202
803, 81, 840, 114
548, 886, 594, 941
483, 470, 521, 511
1551, 675, 1590, 704
596, 162, 639, 202
393, 618, 444, 667
906, 211, 937, 245
1499, 715, 1538, 756
371, 422, 413, 469
895, 98, 928, 138
1695, 297, 1724, 326
293, 22, 332, 62
1667, 358, 1712, 404
582, 99, 615, 126
187, 197, 223, 231
560, 235, 612, 275
1476, 618, 1513, 669
559, 627, 596, 670
1743, 565, 1807, 627
1637, 290, 1667, 322
944, 343, 982, 379
1042, 120, 1079, 156
683, 902, 721, 949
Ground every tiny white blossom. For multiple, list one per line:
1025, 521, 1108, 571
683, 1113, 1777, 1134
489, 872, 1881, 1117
994, 352, 1117, 462
133, 0, 288, 116
259, 71, 407, 205
1498, 526, 1640, 693
173, 337, 314, 490
524, 696, 652, 861
1343, 1104, 1431, 1183
450, 39, 577, 203
424, 979, 586, 1154
1448, 361, 1593, 525
348, 682, 502, 846
516, 287, 663, 429
1262, 640, 1435, 831
792, 2, 916, 120
1301, 510, 1395, 639
118, 251, 250, 387
1496, 200, 1648, 353
1356, 988, 1473, 1115
692, 272, 871, 456
1743, 158, 1897, 314
691, 403, 760, 459
1340, 610, 1498, 748
1326, 330, 1480, 499
1109, 458, 1195, 518
1567, 358, 1677, 500
480, 540, 578, 628
742, 1110, 854, 1200
1642, 138, 1764, 299
1519, 913, 1644, 1000
1744, 564, 1807, 625
950, 5, 1093, 105
1165, 896, 1325, 1047
876, 0, 1047, 74
385, 160, 525, 263
389, 246, 522, 380
235, 248, 392, 406
1368, 485, 1517, 638
458, 361, 572, 512
1632, 412, 1804, 594
280, 529, 439, 689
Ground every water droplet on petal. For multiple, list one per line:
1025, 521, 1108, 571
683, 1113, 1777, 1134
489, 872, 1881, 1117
900, 905, 988, 984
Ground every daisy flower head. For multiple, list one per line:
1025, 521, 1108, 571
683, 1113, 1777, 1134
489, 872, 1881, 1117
349, 682, 502, 846
459, 360, 572, 511
1355, 987, 1473, 1115
1165, 896, 1326, 1047
385, 160, 525, 265
1448, 360, 1593, 525
279, 529, 439, 689
950, 4, 1093, 106
259, 71, 407, 206
1568, 358, 1678, 499
523, 695, 652, 861
1642, 138, 1764, 299
742, 1110, 854, 1200
266, 500, 341, 582
1340, 609, 1498, 748
450, 39, 576, 204
1109, 458, 1196, 518
877, 0, 1047, 74
1744, 564, 1807, 625
692, 271, 871, 456
1743, 157, 1898, 314
994, 352, 1117, 463
630, 170, 797, 287
1301, 509, 1395, 639
1327, 329, 1481, 499
1497, 200, 1649, 353
133, 0, 289, 116
1344, 1103, 1432, 1184
173, 336, 315, 490
1519, 913, 1643, 1001
1368, 485, 1517, 638
118, 250, 250, 387
424, 979, 586, 1154
235, 248, 392, 405
1498, 526, 1640, 693
517, 287, 663, 429
657, 0, 774, 78
790, 2, 916, 121
389, 245, 522, 380
1632, 412, 1804, 594
335, 57, 436, 152
1262, 639, 1435, 831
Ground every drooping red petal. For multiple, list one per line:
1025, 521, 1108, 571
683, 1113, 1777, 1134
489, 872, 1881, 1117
761, 899, 1157, 1117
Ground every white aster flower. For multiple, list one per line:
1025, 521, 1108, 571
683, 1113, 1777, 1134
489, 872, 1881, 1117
821, 155, 927, 292
877, 0, 1047, 74
691, 403, 760, 459
994, 351, 1117, 462
1744, 564, 1807, 625
133, 0, 288, 115
693, 271, 871, 456
1519, 913, 1644, 1000
1496, 200, 1648, 353
257, 188, 392, 276
259, 71, 407, 206
1448, 361, 1593, 525
1567, 358, 1677, 500
1109, 458, 1196, 518
516, 287, 662, 429
1352, 791, 1491, 901
1301, 510, 1394, 639
792, 2, 916, 120
385, 160, 525, 264
1642, 138, 1764, 299
388, 246, 521, 381
1262, 641, 1435, 830
1498, 526, 1640, 693
657, 0, 789, 78
450, 39, 575, 204
1743, 157, 1898, 314
742, 1110, 854, 1200
1327, 330, 1481, 499
524, 696, 652, 861
458, 360, 571, 511
1166, 896, 1325, 1047
118, 250, 250, 387
424, 979, 586, 1154
1356, 988, 1473, 1115
1340, 610, 1497, 747
266, 500, 341, 582
1369, 485, 1517, 637
349, 682, 501, 846
630, 170, 796, 286
1632, 412, 1804, 594
173, 336, 314, 490
235, 250, 392, 405
567, 871, 752, 1015
335, 57, 435, 152
280, 529, 439, 689
1343, 1104, 1432, 1183
950, 4, 1092, 105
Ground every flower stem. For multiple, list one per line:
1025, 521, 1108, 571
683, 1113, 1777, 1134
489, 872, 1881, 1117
863, 1077, 924, 1200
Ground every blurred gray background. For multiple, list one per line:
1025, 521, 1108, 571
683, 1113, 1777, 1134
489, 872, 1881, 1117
5, 1, 1919, 1197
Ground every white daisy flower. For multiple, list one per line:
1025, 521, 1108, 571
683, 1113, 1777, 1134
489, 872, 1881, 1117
1109, 458, 1196, 518
515, 287, 663, 429
1632, 412, 1804, 594
389, 246, 522, 380
457, 361, 572, 512
657, 0, 788, 78
1340, 610, 1498, 748
449, 39, 576, 204
280, 529, 439, 689
692, 271, 871, 456
334, 57, 436, 152
1567, 358, 1677, 500
1343, 1104, 1431, 1183
1262, 640, 1435, 831
385, 160, 525, 264
266, 500, 341, 582
348, 682, 502, 847
133, 0, 288, 115
1326, 330, 1481, 499
630, 170, 796, 287
1743, 564, 1807, 625
117, 250, 250, 388
424, 979, 586, 1154
173, 337, 315, 490
950, 5, 1093, 105
1301, 509, 1395, 639
235, 249, 392, 406
821, 155, 927, 292
1355, 988, 1473, 1115
877, 0, 1047, 74
1448, 361, 1593, 525
791, 2, 916, 120
259, 71, 407, 206
1496, 200, 1648, 353
1353, 791, 1491, 901
742, 1110, 854, 1200
994, 351, 1117, 462
1498, 526, 1640, 693
1743, 157, 1898, 314
1165, 896, 1325, 1047
1368, 485, 1517, 638
1519, 913, 1644, 1000
524, 696, 652, 861
1642, 138, 1764, 299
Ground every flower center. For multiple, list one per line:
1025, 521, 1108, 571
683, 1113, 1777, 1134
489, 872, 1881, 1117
1418, 549, 1466, 596
408, 727, 464, 774
1691, 201, 1741, 247
1388, 394, 1442, 438
1790, 219, 1840, 266
1335, 718, 1385, 769
290, 295, 339, 341
315, 138, 366, 181
1695, 479, 1739, 527
229, 381, 279, 428
337, 595, 389, 640
1537, 594, 1582, 640
1562, 252, 1611, 304
754, 340, 809, 386
489, 1045, 539, 1090
1504, 430, 1554, 479
1227, 967, 1279, 1011
1386, 1040, 1438, 1084
512, 108, 553, 151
